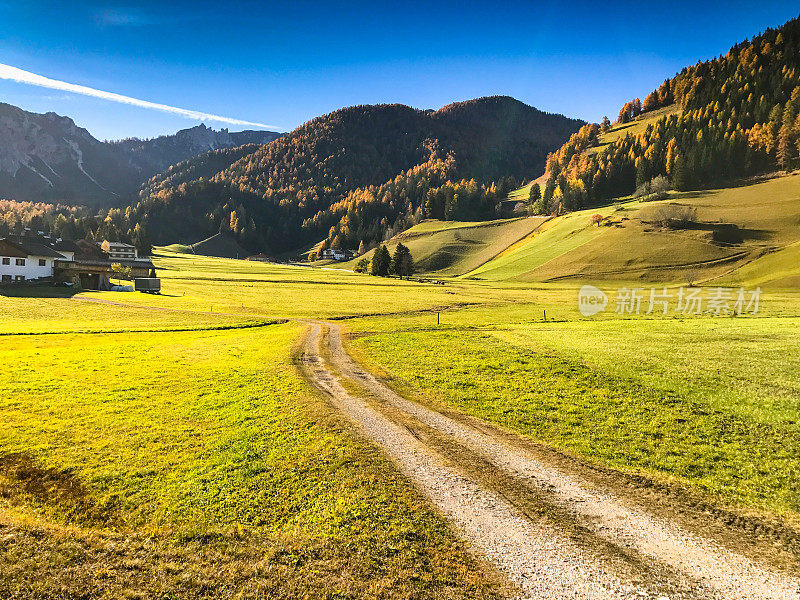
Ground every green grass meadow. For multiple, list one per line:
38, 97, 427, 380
0, 279, 506, 598
347, 303, 800, 518
2, 190, 800, 597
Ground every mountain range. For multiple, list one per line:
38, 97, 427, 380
124, 96, 584, 253
0, 102, 280, 207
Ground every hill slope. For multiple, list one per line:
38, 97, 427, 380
467, 173, 800, 287
338, 217, 549, 276
137, 144, 268, 198
190, 232, 251, 259
122, 97, 583, 253
0, 103, 280, 207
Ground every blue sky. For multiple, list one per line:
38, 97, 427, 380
0, 1, 798, 140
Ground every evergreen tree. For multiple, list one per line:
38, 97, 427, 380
777, 124, 792, 169
398, 247, 414, 278
371, 245, 391, 276
390, 243, 413, 278
131, 222, 151, 256
617, 102, 631, 124
642, 91, 659, 113
672, 154, 691, 191
528, 183, 541, 203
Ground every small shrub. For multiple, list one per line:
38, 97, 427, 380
635, 175, 671, 201
684, 268, 699, 287
529, 196, 547, 215
650, 175, 671, 195
354, 258, 370, 273
653, 204, 697, 229
712, 224, 744, 244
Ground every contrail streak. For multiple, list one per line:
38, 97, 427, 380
0, 63, 278, 130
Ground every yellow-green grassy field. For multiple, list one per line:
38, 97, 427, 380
0, 276, 508, 599
2, 225, 799, 597
346, 301, 800, 519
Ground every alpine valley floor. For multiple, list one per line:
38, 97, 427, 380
1, 249, 799, 598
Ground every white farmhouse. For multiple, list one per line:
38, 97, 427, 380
0, 238, 64, 283
0, 236, 156, 289
320, 248, 357, 261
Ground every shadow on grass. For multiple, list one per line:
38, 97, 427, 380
0, 285, 78, 299
0, 453, 116, 526
672, 190, 715, 200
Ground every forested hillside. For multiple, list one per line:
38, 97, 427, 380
539, 14, 800, 212
137, 144, 266, 198
0, 199, 95, 239
118, 97, 582, 253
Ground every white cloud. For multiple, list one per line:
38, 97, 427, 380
0, 63, 279, 130
94, 8, 155, 26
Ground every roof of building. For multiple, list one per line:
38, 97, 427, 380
104, 240, 136, 249
75, 240, 108, 259
0, 239, 26, 258
2, 236, 66, 258
58, 257, 155, 269
52, 239, 82, 253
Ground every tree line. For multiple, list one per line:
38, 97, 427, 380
316, 151, 519, 253
354, 242, 414, 278
0, 200, 151, 254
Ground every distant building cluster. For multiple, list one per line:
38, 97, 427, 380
0, 233, 155, 290
245, 253, 274, 262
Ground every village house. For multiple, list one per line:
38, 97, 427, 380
0, 238, 64, 284
101, 240, 139, 261
320, 248, 357, 261
0, 236, 155, 290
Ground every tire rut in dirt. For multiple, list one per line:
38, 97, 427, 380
321, 321, 800, 600
298, 322, 662, 600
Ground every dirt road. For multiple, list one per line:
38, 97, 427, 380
298, 321, 800, 600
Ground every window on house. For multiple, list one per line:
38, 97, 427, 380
15, 275, 24, 281
15, 258, 25, 266
1, 257, 8, 265
39, 259, 47, 266
1, 275, 10, 282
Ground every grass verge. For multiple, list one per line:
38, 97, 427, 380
347, 309, 800, 520
0, 323, 506, 599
